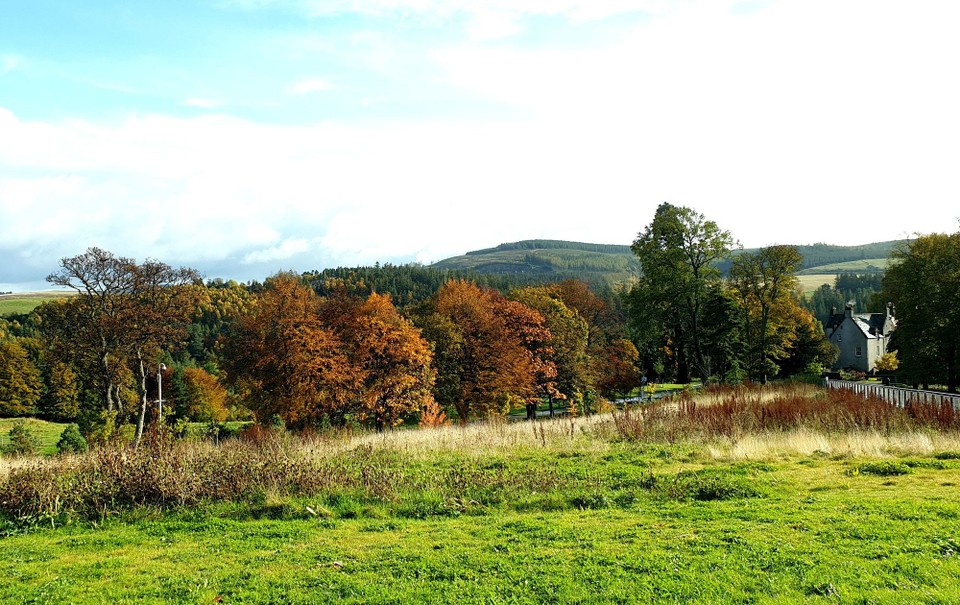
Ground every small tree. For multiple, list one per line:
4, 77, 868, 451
56, 423, 89, 454
875, 351, 900, 373
3, 421, 40, 456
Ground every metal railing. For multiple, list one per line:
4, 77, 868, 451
824, 379, 960, 410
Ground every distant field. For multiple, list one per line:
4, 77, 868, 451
0, 291, 73, 316
796, 258, 890, 275
796, 273, 836, 295
0, 417, 68, 455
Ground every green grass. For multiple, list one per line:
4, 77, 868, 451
796, 258, 890, 275
0, 417, 68, 455
0, 292, 73, 317
1, 448, 959, 603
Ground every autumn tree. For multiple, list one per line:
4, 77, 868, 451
46, 248, 200, 442
319, 291, 435, 429
420, 280, 549, 422
124, 260, 201, 443
222, 273, 358, 427
510, 286, 587, 415
0, 340, 42, 416
630, 203, 736, 383
729, 245, 805, 382
174, 366, 229, 423
592, 338, 641, 400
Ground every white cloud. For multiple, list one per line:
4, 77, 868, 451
243, 238, 313, 263
183, 98, 223, 109
4, 0, 960, 287
466, 10, 523, 41
1, 54, 19, 75
288, 77, 338, 94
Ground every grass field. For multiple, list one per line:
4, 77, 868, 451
796, 258, 890, 275
0, 417, 68, 455
2, 385, 959, 603
0, 291, 73, 316
796, 273, 835, 295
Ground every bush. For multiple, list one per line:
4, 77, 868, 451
56, 424, 88, 454
2, 421, 40, 456
849, 461, 911, 477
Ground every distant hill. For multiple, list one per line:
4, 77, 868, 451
723, 241, 905, 274
430, 240, 640, 287
432, 239, 908, 287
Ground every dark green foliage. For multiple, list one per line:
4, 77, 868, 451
850, 461, 912, 476
2, 420, 40, 456
650, 470, 762, 501
803, 274, 884, 326
432, 241, 640, 288
718, 240, 904, 275
55, 423, 88, 454
882, 232, 960, 392
629, 204, 736, 383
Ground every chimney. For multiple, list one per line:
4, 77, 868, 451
831, 306, 837, 316
886, 301, 895, 317
844, 303, 854, 318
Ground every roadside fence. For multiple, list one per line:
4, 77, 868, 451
824, 379, 960, 411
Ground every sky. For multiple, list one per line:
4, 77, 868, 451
2, 0, 959, 291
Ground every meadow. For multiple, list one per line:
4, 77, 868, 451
0, 291, 73, 317
2, 384, 960, 603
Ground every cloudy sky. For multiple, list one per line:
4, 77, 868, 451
2, 0, 959, 290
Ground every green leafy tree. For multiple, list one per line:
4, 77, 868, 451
3, 420, 40, 456
630, 203, 736, 383
56, 423, 89, 454
882, 231, 960, 391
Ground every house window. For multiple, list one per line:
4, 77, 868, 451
856, 346, 862, 357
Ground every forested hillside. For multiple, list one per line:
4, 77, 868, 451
433, 239, 906, 286
430, 240, 640, 286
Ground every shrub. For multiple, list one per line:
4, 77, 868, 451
2, 421, 40, 456
849, 461, 911, 476
654, 470, 762, 501
56, 424, 88, 454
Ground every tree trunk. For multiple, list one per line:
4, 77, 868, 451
548, 396, 554, 417
102, 351, 115, 412
525, 403, 537, 420
134, 349, 149, 447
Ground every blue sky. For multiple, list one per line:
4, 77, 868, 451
2, 0, 959, 290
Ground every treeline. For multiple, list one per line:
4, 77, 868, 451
464, 240, 632, 256
6, 206, 917, 443
0, 250, 638, 441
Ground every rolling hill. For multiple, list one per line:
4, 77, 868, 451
431, 239, 907, 287
430, 240, 640, 287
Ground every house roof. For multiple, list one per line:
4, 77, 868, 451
826, 310, 895, 340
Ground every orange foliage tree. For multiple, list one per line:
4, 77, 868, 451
179, 367, 230, 423
223, 273, 358, 427
319, 291, 435, 429
420, 280, 554, 422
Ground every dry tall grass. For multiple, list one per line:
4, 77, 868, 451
341, 414, 611, 459
3, 384, 959, 520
